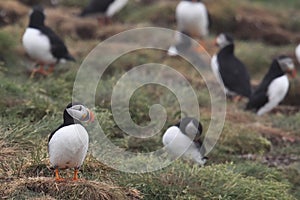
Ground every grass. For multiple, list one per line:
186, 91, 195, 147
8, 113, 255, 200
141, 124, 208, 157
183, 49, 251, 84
1, 0, 300, 199
114, 162, 296, 200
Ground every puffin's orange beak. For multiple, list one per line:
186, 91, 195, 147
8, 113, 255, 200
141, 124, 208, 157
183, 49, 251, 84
213, 38, 218, 47
80, 109, 95, 122
289, 68, 297, 78
88, 109, 95, 123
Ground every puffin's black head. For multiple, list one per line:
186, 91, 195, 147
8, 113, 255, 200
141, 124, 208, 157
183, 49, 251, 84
176, 117, 203, 138
276, 55, 297, 78
63, 102, 95, 125
215, 33, 234, 48
28, 5, 45, 28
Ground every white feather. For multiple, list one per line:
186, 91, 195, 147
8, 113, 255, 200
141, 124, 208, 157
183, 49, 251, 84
162, 126, 206, 166
176, 1, 209, 37
106, 0, 128, 17
48, 124, 89, 169
295, 44, 300, 64
211, 54, 231, 94
257, 75, 289, 116
167, 45, 179, 56
22, 28, 57, 64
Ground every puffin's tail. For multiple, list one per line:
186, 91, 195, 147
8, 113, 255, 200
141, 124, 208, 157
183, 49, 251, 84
65, 54, 76, 62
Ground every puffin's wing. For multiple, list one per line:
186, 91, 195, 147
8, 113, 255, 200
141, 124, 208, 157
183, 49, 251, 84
48, 124, 64, 143
219, 57, 252, 97
40, 26, 74, 61
246, 87, 268, 110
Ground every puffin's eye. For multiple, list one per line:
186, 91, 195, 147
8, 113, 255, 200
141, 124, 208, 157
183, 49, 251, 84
78, 106, 82, 111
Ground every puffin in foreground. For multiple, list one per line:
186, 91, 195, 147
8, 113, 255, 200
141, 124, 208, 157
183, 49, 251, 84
162, 117, 207, 166
22, 6, 75, 77
246, 56, 296, 115
48, 102, 95, 181
211, 33, 252, 100
168, 0, 210, 56
80, 0, 128, 25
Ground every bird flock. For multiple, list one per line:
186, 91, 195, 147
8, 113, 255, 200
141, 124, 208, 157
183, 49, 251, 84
19, 0, 299, 180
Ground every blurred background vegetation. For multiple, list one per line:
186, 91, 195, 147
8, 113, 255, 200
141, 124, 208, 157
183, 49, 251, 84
0, 0, 300, 199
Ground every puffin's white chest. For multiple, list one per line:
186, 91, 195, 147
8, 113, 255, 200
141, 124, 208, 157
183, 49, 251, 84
257, 75, 289, 115
162, 126, 204, 164
211, 55, 230, 93
106, 0, 128, 17
48, 124, 89, 169
22, 28, 57, 64
176, 1, 209, 37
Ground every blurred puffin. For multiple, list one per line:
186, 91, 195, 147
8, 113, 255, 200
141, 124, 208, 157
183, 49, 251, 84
162, 117, 207, 166
168, 0, 210, 56
211, 33, 252, 100
48, 102, 94, 181
246, 56, 296, 115
295, 44, 300, 64
80, 0, 128, 25
22, 6, 75, 77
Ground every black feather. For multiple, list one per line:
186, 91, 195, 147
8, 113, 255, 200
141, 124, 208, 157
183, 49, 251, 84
80, 0, 115, 16
28, 6, 75, 62
217, 44, 252, 98
246, 57, 286, 111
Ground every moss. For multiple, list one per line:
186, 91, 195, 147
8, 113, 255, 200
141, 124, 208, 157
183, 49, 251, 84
116, 162, 295, 200
216, 122, 271, 155
271, 112, 300, 133
0, 30, 16, 63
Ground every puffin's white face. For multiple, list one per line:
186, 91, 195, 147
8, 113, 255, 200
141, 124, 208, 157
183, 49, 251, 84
66, 104, 94, 122
278, 57, 296, 78
185, 121, 198, 138
216, 33, 232, 48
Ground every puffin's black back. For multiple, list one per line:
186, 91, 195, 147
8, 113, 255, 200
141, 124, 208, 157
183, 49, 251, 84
217, 44, 252, 98
28, 6, 75, 62
80, 0, 115, 16
48, 103, 82, 142
246, 57, 285, 110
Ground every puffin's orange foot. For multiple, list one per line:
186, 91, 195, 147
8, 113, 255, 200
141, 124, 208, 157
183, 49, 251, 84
73, 168, 79, 181
55, 177, 65, 181
54, 168, 64, 181
30, 66, 49, 78
232, 95, 243, 103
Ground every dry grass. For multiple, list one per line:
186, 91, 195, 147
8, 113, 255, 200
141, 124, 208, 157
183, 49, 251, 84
0, 177, 142, 200
206, 0, 298, 45
0, 0, 28, 27
1, 0, 300, 199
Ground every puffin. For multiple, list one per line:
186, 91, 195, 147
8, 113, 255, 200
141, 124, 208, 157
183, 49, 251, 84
80, 0, 128, 24
246, 55, 296, 116
295, 44, 300, 64
162, 117, 208, 166
22, 6, 75, 77
211, 33, 252, 99
48, 102, 95, 181
168, 0, 210, 56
